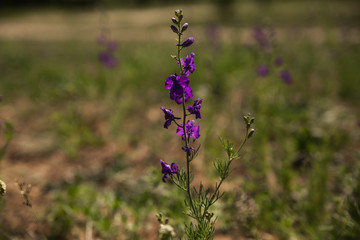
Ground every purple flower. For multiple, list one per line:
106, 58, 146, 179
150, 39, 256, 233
165, 75, 193, 104
274, 56, 284, 66
280, 70, 292, 84
182, 146, 194, 156
98, 51, 118, 68
160, 160, 178, 182
187, 98, 203, 119
176, 120, 200, 142
181, 53, 196, 76
257, 65, 269, 77
160, 107, 180, 129
179, 37, 194, 47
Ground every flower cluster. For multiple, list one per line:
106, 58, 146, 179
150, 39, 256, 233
159, 9, 203, 182
97, 33, 118, 68
253, 25, 292, 84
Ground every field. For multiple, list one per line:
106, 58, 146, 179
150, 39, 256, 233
1, 1, 360, 239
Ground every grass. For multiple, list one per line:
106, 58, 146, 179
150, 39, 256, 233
1, 1, 360, 239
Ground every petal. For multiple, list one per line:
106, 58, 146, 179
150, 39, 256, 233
165, 75, 176, 89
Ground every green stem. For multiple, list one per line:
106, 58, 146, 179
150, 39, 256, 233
177, 25, 197, 218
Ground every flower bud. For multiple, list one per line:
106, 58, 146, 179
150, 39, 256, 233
180, 37, 194, 47
181, 23, 188, 33
175, 9, 183, 18
0, 180, 6, 197
170, 25, 179, 34
171, 17, 178, 25
248, 129, 255, 139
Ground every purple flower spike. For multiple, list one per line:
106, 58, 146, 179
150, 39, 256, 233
160, 160, 178, 182
280, 70, 292, 84
176, 120, 200, 142
187, 98, 203, 119
181, 53, 196, 76
179, 37, 194, 47
274, 56, 284, 66
160, 106, 180, 129
257, 64, 269, 77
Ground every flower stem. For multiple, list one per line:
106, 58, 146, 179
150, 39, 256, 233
177, 26, 196, 218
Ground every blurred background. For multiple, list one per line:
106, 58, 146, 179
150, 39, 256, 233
0, 0, 360, 239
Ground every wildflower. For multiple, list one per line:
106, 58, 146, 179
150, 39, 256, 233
165, 75, 193, 104
280, 70, 292, 84
182, 146, 194, 156
187, 98, 203, 119
181, 53, 196, 76
274, 56, 284, 66
160, 160, 178, 182
257, 65, 269, 77
160, 107, 180, 129
176, 120, 200, 142
179, 37, 194, 48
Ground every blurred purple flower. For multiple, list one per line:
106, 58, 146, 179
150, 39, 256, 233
280, 70, 292, 84
160, 160, 178, 182
160, 106, 180, 129
274, 56, 284, 66
187, 98, 203, 119
176, 120, 200, 142
97, 32, 118, 68
181, 53, 196, 76
98, 51, 118, 68
257, 65, 269, 77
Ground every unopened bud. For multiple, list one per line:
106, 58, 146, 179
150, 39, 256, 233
175, 9, 183, 18
181, 23, 188, 33
171, 17, 178, 25
248, 129, 255, 139
170, 25, 179, 34
179, 37, 194, 47
250, 117, 255, 124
